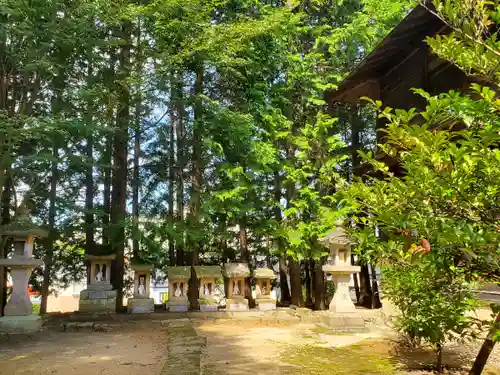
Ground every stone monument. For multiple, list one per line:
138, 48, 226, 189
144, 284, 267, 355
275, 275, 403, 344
321, 220, 360, 313
254, 267, 276, 310
128, 263, 154, 313
0, 208, 47, 333
79, 254, 117, 313
224, 263, 250, 311
194, 266, 222, 311
166, 266, 190, 312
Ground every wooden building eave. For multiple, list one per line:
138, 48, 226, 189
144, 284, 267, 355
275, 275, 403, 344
326, 4, 446, 105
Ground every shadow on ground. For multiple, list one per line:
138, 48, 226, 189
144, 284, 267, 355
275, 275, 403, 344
0, 325, 168, 375
187, 320, 500, 375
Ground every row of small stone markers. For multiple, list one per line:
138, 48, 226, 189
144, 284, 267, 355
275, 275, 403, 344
0, 214, 360, 333
166, 263, 277, 312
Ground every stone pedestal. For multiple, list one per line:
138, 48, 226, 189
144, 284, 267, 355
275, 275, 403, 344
255, 268, 276, 311
166, 267, 190, 312
79, 283, 117, 313
79, 255, 116, 313
128, 263, 154, 313
194, 266, 222, 312
323, 267, 360, 313
0, 315, 42, 334
224, 263, 250, 311
0, 211, 48, 334
128, 298, 154, 313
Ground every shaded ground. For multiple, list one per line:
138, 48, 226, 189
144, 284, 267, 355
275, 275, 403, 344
0, 309, 499, 375
0, 326, 167, 375
194, 319, 500, 375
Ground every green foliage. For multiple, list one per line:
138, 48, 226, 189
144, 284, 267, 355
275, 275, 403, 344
339, 0, 500, 369
383, 256, 479, 349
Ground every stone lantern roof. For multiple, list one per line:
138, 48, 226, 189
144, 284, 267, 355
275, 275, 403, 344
224, 263, 250, 278
254, 268, 276, 279
0, 207, 48, 239
167, 266, 191, 280
319, 220, 351, 247
194, 266, 221, 279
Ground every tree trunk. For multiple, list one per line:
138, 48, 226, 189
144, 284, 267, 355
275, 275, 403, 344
350, 105, 362, 303
132, 17, 142, 261
274, 171, 291, 306
84, 53, 94, 286
168, 74, 176, 265
102, 47, 116, 248
40, 147, 58, 315
187, 61, 203, 310
436, 343, 443, 373
358, 264, 373, 308
289, 258, 303, 307
370, 263, 382, 309
469, 312, 500, 375
175, 74, 185, 266
278, 256, 291, 306
352, 254, 360, 303
314, 257, 326, 310
132, 119, 140, 259
132, 82, 140, 260
0, 175, 11, 315
110, 21, 131, 312
239, 216, 255, 308
102, 130, 112, 248
305, 260, 313, 308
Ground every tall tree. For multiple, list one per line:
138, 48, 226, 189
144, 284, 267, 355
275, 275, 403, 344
110, 19, 132, 311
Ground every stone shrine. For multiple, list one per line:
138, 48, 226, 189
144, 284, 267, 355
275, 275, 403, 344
128, 263, 154, 313
0, 208, 47, 333
79, 254, 117, 313
166, 266, 190, 312
194, 266, 222, 311
224, 263, 250, 311
254, 268, 276, 310
321, 220, 360, 313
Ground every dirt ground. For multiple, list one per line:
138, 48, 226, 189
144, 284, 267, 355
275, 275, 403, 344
0, 326, 168, 375
0, 312, 499, 375
195, 319, 500, 375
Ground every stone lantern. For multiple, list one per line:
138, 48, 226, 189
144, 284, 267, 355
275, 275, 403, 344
194, 266, 222, 311
166, 266, 190, 312
254, 268, 276, 311
79, 254, 116, 313
0, 208, 48, 333
320, 220, 360, 313
224, 263, 250, 311
128, 263, 154, 313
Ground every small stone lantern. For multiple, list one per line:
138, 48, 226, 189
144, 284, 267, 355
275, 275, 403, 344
224, 263, 250, 311
79, 254, 117, 313
254, 268, 276, 311
194, 266, 222, 311
166, 266, 190, 312
0, 208, 47, 333
128, 263, 154, 313
320, 220, 360, 313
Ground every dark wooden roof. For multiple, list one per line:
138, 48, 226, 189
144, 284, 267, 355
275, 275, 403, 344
327, 4, 446, 103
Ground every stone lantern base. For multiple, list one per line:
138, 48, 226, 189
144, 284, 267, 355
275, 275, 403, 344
128, 297, 154, 313
199, 296, 218, 311
0, 315, 42, 334
167, 297, 189, 312
79, 283, 117, 313
226, 297, 249, 311
256, 297, 276, 311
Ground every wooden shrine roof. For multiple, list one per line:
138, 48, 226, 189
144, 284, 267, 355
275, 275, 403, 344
326, 4, 446, 104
